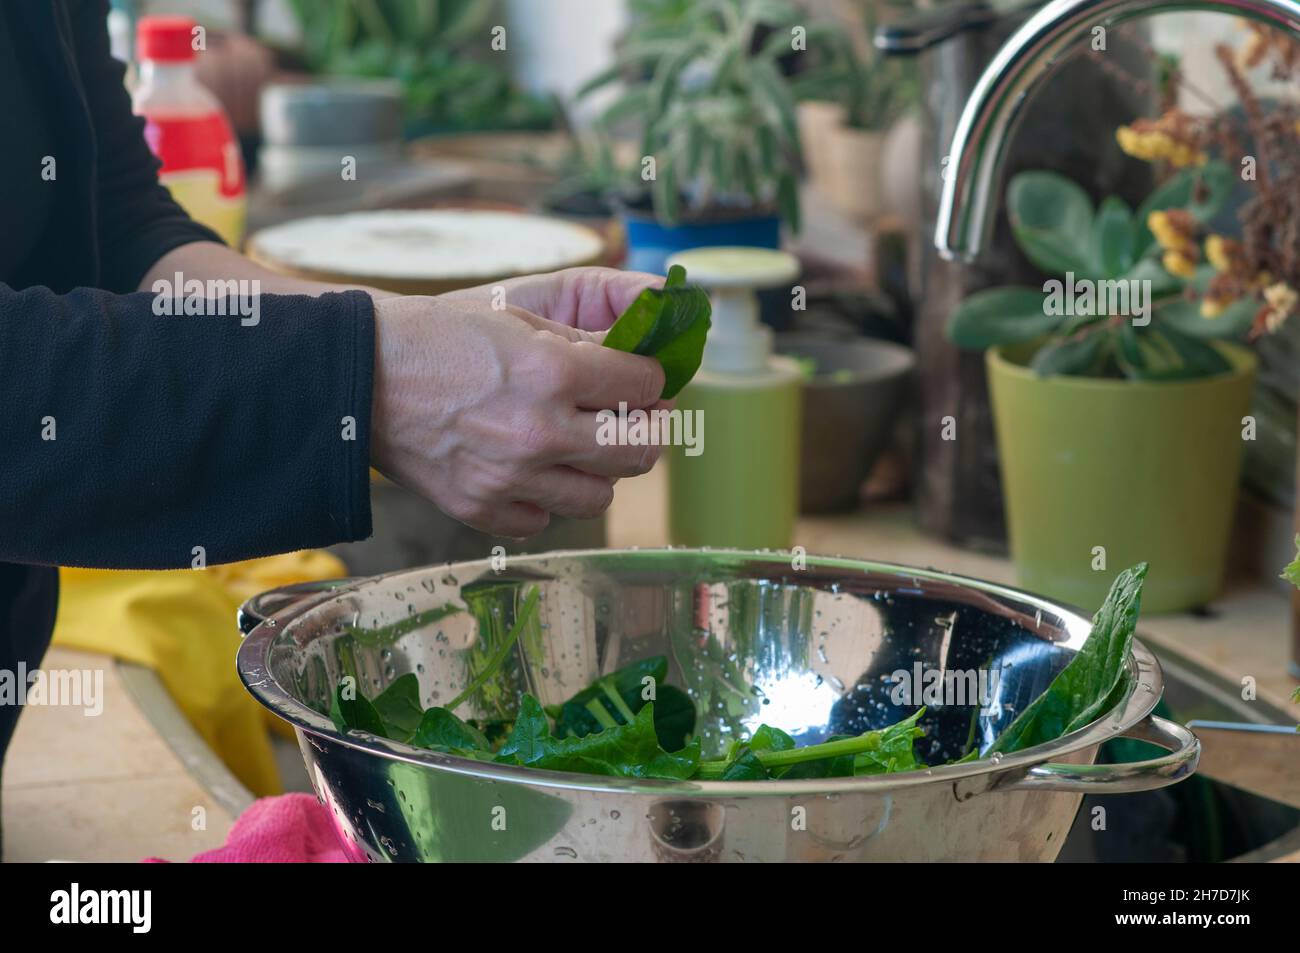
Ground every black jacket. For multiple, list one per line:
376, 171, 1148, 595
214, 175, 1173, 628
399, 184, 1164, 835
0, 1, 374, 768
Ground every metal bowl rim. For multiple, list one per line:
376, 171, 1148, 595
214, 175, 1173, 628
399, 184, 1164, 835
237, 547, 1162, 798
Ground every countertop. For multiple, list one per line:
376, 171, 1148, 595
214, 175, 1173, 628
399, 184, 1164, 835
2, 647, 237, 862
5, 464, 1296, 861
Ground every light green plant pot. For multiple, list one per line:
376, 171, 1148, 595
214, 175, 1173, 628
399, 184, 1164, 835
987, 343, 1257, 614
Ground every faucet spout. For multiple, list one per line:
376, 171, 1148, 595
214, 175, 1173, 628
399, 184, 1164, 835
935, 0, 1300, 262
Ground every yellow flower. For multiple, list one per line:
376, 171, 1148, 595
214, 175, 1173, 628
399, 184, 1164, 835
1149, 210, 1198, 258
1200, 297, 1229, 319
1116, 126, 1143, 157
1116, 125, 1163, 162
1204, 235, 1232, 272
1263, 282, 1295, 308
1263, 283, 1298, 332
1162, 250, 1197, 278
1148, 210, 1176, 248
1168, 141, 1207, 169
1115, 126, 1206, 168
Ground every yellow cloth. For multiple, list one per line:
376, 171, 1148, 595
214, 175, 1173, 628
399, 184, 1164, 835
53, 550, 347, 797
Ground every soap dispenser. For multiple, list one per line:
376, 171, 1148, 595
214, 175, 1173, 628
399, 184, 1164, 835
664, 247, 802, 549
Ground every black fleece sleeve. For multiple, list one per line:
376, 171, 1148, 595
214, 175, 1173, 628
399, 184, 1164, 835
0, 284, 374, 569
69, 0, 227, 292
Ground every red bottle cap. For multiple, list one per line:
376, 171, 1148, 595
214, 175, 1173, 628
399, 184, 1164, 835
136, 15, 200, 63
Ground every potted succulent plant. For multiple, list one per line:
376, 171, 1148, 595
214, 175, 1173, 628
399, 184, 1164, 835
947, 25, 1300, 615
948, 29, 1298, 615
948, 166, 1256, 614
577, 0, 840, 272
950, 161, 1259, 614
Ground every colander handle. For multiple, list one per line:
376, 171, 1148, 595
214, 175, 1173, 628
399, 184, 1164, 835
237, 578, 359, 636
1002, 713, 1201, 793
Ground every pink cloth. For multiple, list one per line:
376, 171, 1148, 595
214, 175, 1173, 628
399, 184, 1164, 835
146, 793, 348, 863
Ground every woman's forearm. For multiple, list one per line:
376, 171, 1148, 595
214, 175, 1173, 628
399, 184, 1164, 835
138, 241, 400, 300
0, 281, 374, 569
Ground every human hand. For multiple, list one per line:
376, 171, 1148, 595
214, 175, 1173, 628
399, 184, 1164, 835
437, 266, 663, 333
370, 268, 666, 537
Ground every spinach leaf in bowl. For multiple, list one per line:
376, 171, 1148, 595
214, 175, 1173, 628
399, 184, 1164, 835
550, 654, 696, 752
496, 694, 702, 780
986, 562, 1149, 756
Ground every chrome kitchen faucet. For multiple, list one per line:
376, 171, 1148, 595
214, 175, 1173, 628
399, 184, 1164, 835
926, 0, 1300, 262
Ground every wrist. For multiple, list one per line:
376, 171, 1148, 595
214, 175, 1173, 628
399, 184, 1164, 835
370, 297, 399, 474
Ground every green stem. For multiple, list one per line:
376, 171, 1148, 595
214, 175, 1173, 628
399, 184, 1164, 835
585, 697, 619, 730
447, 586, 539, 713
760, 733, 883, 768
600, 681, 638, 724
694, 732, 886, 780
345, 603, 460, 647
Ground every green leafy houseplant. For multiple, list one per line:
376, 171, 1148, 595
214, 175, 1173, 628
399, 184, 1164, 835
577, 0, 843, 229
283, 0, 554, 132
947, 161, 1248, 378
947, 160, 1259, 612
832, 49, 914, 134
790, 1, 917, 133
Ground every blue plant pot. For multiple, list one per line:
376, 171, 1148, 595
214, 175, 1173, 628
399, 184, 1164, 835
620, 209, 781, 274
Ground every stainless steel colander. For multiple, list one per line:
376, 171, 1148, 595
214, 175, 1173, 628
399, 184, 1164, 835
237, 549, 1198, 862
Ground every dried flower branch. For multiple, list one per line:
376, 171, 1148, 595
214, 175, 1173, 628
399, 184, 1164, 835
1114, 23, 1299, 338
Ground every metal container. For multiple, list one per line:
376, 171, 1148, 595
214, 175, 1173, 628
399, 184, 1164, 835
257, 81, 405, 194
259, 80, 405, 148
237, 549, 1198, 862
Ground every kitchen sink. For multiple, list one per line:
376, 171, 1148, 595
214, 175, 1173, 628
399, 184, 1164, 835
1056, 640, 1300, 862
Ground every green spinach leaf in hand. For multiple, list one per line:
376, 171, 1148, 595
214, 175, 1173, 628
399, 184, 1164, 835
603, 264, 711, 399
